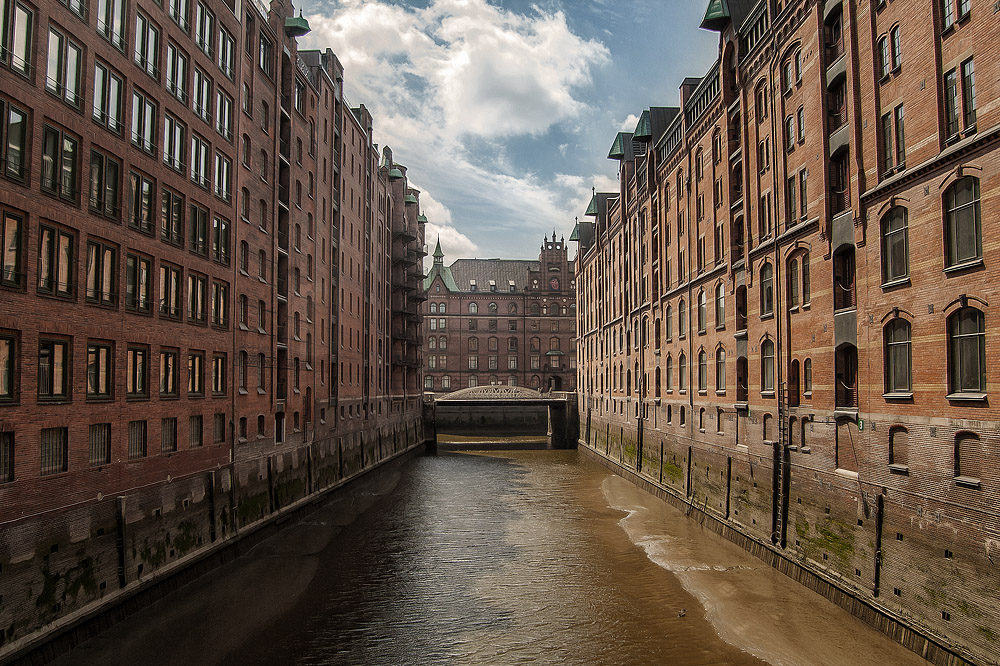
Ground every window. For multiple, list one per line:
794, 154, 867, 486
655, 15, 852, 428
884, 319, 911, 394
468, 356, 478, 370
894, 105, 905, 167
165, 43, 188, 102
1, 212, 22, 289
128, 420, 146, 459
125, 346, 147, 396
214, 152, 231, 201
212, 353, 226, 394
168, 0, 189, 29
3, 103, 28, 179
788, 258, 799, 307
37, 225, 75, 297
131, 91, 157, 154
163, 114, 186, 172
798, 170, 808, 221
216, 90, 233, 140
125, 253, 151, 312
160, 188, 184, 245
189, 203, 208, 255
0, 333, 14, 401
761, 339, 775, 393
186, 415, 202, 447
38, 339, 70, 399
760, 263, 773, 316
678, 353, 687, 391
238, 350, 247, 390
784, 116, 794, 151
880, 207, 908, 283
804, 358, 812, 394
46, 28, 82, 106
134, 13, 159, 78
190, 134, 209, 187
195, 2, 214, 56
160, 417, 177, 452
159, 263, 180, 318
160, 349, 178, 396
698, 350, 707, 391
716, 347, 726, 391
2, 0, 33, 74
193, 67, 212, 122
697, 290, 706, 332
97, 0, 125, 49
942, 0, 955, 30
188, 272, 207, 322
890, 26, 901, 70
878, 36, 890, 79
796, 107, 804, 142
258, 32, 273, 77
86, 150, 120, 223
715, 282, 725, 326
40, 427, 68, 475
41, 126, 79, 201
218, 28, 234, 79
944, 59, 976, 139
85, 240, 117, 306
92, 63, 124, 134
211, 280, 228, 327
89, 423, 111, 466
944, 177, 981, 268
188, 351, 203, 394
948, 307, 985, 395
678, 300, 687, 337
954, 432, 981, 482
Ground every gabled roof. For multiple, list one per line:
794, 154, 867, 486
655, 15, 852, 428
700, 0, 731, 30
608, 132, 632, 160
633, 110, 652, 142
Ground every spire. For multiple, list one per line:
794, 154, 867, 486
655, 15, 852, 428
433, 235, 444, 264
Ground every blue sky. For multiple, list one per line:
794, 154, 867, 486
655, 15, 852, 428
298, 0, 720, 262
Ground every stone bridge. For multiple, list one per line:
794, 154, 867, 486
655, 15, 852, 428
424, 386, 579, 449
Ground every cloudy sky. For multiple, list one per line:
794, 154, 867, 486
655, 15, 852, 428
298, 0, 720, 262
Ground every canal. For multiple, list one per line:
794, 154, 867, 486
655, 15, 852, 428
52, 449, 927, 666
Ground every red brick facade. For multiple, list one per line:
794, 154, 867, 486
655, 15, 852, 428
0, 0, 424, 655
574, 1, 998, 663
423, 234, 577, 393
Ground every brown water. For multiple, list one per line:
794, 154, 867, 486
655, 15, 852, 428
52, 450, 927, 666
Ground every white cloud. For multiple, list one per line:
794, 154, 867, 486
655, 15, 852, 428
424, 222, 479, 266
301, 0, 611, 257
619, 113, 640, 131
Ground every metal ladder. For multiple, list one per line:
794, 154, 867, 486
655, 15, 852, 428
772, 383, 790, 548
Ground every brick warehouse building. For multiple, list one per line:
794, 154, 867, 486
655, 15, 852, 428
422, 233, 577, 393
0, 0, 426, 655
573, 0, 998, 664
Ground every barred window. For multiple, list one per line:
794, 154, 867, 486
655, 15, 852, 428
213, 412, 225, 443
89, 423, 111, 465
189, 415, 203, 447
160, 349, 178, 396
161, 417, 177, 452
127, 420, 147, 459
0, 431, 14, 482
40, 427, 68, 475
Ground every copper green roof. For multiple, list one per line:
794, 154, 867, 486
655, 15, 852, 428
585, 193, 598, 217
608, 132, 630, 160
569, 224, 581, 241
633, 110, 652, 141
388, 167, 404, 180
285, 14, 311, 37
417, 214, 428, 224
700, 0, 731, 30
404, 193, 417, 204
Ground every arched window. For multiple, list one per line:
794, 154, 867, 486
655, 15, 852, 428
678, 353, 687, 391
788, 258, 799, 307
948, 307, 985, 395
665, 305, 673, 340
955, 432, 981, 481
944, 177, 981, 268
736, 357, 749, 402
881, 207, 909, 283
489, 302, 497, 312
439, 303, 446, 314
428, 337, 436, 350
697, 290, 707, 332
698, 350, 707, 391
760, 263, 774, 316
508, 303, 517, 314
889, 426, 908, 468
666, 356, 673, 390
655, 366, 661, 397
878, 35, 890, 78
802, 253, 811, 303
715, 282, 725, 327
442, 375, 451, 389
804, 358, 813, 395
430, 303, 437, 314
439, 336, 447, 350
736, 286, 747, 331
716, 347, 726, 392
469, 302, 478, 314
761, 339, 775, 392
884, 318, 911, 394
678, 299, 687, 337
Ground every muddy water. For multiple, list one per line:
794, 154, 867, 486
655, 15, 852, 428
52, 450, 927, 666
